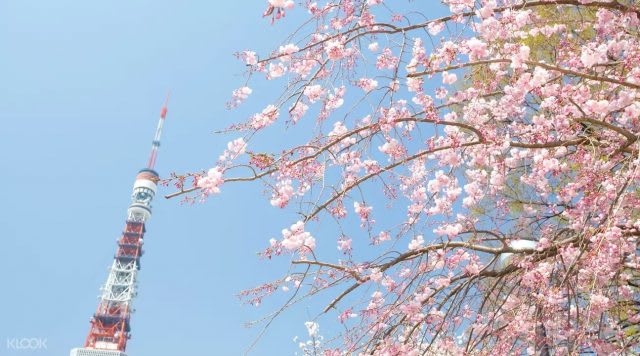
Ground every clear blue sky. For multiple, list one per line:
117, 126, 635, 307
0, 1, 312, 355
0, 1, 448, 355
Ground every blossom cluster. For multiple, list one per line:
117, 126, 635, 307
179, 0, 640, 354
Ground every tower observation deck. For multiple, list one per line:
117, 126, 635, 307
70, 98, 169, 356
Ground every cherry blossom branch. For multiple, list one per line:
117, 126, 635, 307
257, 1, 639, 65
408, 59, 640, 90
302, 140, 482, 223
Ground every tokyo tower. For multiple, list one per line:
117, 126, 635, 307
70, 98, 169, 356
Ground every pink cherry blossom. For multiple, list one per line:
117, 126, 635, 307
270, 179, 294, 208
368, 268, 383, 282
281, 221, 315, 252
378, 138, 405, 160
353, 201, 373, 224
478, 0, 496, 19
267, 62, 286, 79
250, 104, 279, 129
357, 78, 378, 92
580, 44, 608, 68
406, 77, 422, 92
445, 0, 474, 14
227, 86, 252, 108
268, 0, 293, 9
172, 1, 640, 354
218, 137, 247, 162
377, 231, 390, 243
196, 167, 224, 195
337, 237, 352, 253
325, 39, 345, 60
241, 50, 258, 65
303, 84, 324, 103
408, 235, 424, 250
466, 37, 487, 59
376, 48, 399, 70
427, 21, 444, 35
324, 86, 345, 111
433, 223, 462, 239
278, 43, 299, 59
289, 102, 308, 123
442, 71, 457, 85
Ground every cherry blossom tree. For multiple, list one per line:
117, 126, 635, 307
167, 0, 640, 354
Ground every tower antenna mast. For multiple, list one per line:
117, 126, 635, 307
147, 93, 170, 170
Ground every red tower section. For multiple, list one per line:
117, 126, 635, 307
83, 221, 145, 351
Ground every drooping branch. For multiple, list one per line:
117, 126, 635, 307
408, 59, 640, 90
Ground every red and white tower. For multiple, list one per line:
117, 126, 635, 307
70, 98, 169, 356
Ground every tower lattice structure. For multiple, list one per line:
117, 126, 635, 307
70, 98, 169, 356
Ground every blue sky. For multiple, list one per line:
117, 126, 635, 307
0, 1, 310, 355
0, 1, 449, 355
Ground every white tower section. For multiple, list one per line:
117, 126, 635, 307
70, 349, 128, 356
128, 172, 158, 222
